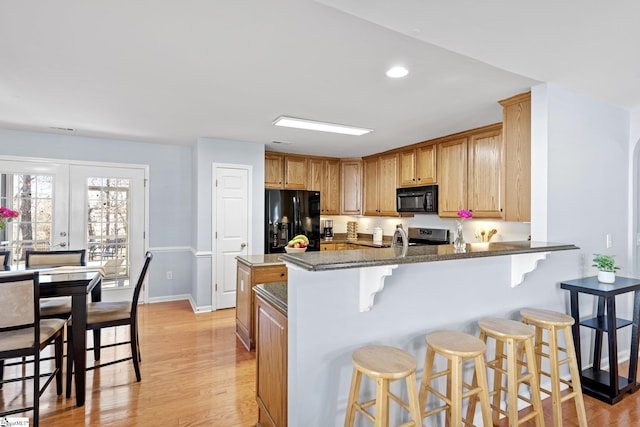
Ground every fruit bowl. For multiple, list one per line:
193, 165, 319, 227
285, 246, 307, 254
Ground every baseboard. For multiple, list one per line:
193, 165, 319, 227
147, 294, 191, 304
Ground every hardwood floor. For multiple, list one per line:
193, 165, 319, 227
1, 301, 257, 426
3, 300, 640, 426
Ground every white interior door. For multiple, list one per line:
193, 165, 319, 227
213, 164, 250, 310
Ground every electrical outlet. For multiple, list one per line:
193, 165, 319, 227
606, 234, 612, 249
166, 271, 173, 280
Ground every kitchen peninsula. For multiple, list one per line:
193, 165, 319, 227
278, 241, 578, 426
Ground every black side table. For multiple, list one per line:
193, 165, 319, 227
560, 276, 640, 404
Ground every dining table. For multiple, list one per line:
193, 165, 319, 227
39, 270, 102, 407
1, 266, 102, 407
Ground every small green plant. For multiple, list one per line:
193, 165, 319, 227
592, 254, 621, 272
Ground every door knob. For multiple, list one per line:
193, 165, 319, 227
59, 242, 67, 247
240, 242, 247, 248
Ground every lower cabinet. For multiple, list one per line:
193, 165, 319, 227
255, 292, 288, 427
235, 261, 287, 351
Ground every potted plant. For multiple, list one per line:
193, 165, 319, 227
592, 253, 620, 283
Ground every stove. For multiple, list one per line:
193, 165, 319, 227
407, 227, 450, 245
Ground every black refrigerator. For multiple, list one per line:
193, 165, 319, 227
265, 189, 321, 253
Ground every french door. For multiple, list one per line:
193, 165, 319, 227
0, 158, 146, 301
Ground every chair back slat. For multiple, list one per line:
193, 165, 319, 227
0, 273, 38, 330
26, 249, 86, 268
131, 252, 153, 312
0, 250, 11, 268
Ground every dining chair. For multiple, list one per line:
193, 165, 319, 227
0, 272, 66, 427
66, 251, 152, 396
0, 250, 11, 268
26, 249, 87, 319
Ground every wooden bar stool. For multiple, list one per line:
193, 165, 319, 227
418, 331, 492, 426
520, 308, 587, 427
344, 345, 422, 427
467, 318, 545, 427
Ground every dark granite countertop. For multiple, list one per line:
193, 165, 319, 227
236, 253, 285, 267
253, 282, 288, 315
280, 241, 579, 271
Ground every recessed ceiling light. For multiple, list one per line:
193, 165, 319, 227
386, 66, 409, 78
273, 116, 373, 136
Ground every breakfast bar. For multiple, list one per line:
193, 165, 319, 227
279, 241, 578, 426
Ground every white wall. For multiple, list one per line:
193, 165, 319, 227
0, 128, 193, 301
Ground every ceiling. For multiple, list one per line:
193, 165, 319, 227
0, 1, 637, 158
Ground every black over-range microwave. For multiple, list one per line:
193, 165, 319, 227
396, 185, 438, 213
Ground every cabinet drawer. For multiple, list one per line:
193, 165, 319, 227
254, 265, 288, 284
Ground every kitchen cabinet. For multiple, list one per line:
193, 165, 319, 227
309, 158, 340, 215
320, 242, 336, 251
255, 289, 287, 427
500, 92, 531, 222
236, 260, 287, 351
437, 124, 503, 218
399, 142, 437, 187
264, 152, 308, 189
340, 159, 362, 215
468, 128, 503, 218
363, 153, 399, 216
437, 137, 468, 217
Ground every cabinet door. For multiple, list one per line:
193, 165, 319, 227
415, 143, 437, 184
437, 137, 468, 217
468, 129, 503, 218
399, 149, 417, 187
256, 295, 288, 427
265, 154, 284, 189
378, 153, 399, 216
284, 155, 308, 189
340, 159, 362, 215
320, 243, 336, 251
308, 158, 323, 192
500, 92, 531, 222
235, 262, 252, 351
323, 159, 341, 215
362, 157, 380, 216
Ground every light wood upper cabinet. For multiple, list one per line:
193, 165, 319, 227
265, 153, 285, 188
437, 137, 468, 217
468, 128, 503, 218
265, 152, 308, 189
500, 92, 531, 222
283, 155, 307, 189
340, 159, 362, 215
363, 153, 399, 216
309, 158, 340, 215
399, 143, 437, 187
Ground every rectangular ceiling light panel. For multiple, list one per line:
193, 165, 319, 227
273, 116, 373, 136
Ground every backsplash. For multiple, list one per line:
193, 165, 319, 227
320, 215, 531, 242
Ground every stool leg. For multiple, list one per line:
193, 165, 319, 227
463, 369, 479, 424
344, 368, 361, 427
405, 372, 423, 427
491, 338, 505, 426
524, 338, 545, 427
376, 378, 389, 427
548, 326, 563, 427
450, 355, 463, 427
474, 353, 494, 427
564, 325, 588, 427
419, 347, 436, 416
506, 337, 519, 427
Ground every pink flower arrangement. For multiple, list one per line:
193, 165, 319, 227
456, 209, 473, 220
0, 207, 19, 229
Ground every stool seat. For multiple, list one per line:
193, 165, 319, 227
420, 331, 492, 426
521, 307, 574, 327
425, 330, 485, 357
352, 345, 416, 380
345, 345, 422, 427
521, 307, 587, 427
478, 317, 534, 339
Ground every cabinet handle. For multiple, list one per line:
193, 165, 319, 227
417, 178, 421, 181
280, 273, 285, 277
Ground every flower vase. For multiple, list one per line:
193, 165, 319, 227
453, 220, 466, 253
